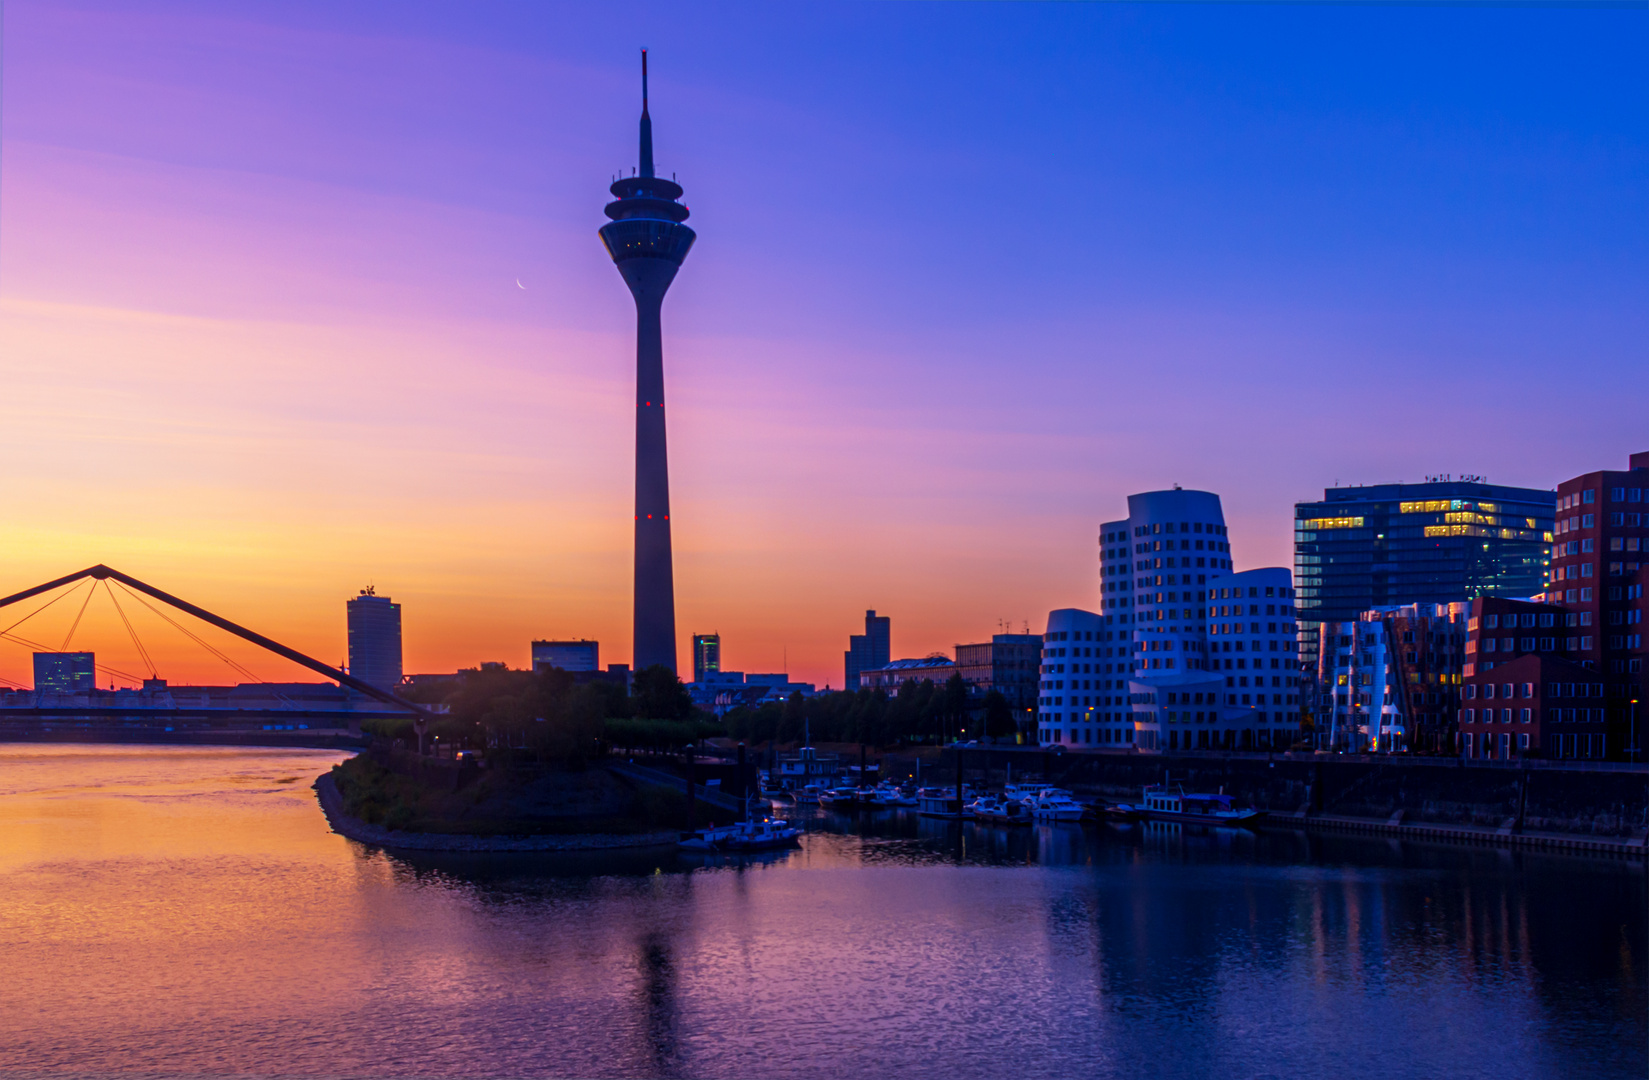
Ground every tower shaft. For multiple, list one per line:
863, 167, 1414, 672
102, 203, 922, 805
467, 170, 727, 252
599, 51, 695, 675
623, 258, 680, 672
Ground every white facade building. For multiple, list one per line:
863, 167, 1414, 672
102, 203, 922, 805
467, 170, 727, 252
1038, 488, 1305, 752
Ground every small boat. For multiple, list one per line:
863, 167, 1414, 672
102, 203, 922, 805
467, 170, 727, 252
1124, 784, 1265, 828
1029, 791, 1085, 822
818, 786, 863, 810
917, 786, 967, 818
677, 823, 745, 850
792, 783, 826, 805
1004, 783, 1056, 803
970, 796, 1033, 826
720, 817, 801, 852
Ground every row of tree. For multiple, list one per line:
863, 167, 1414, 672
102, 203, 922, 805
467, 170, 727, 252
721, 673, 1018, 747
370, 665, 1019, 763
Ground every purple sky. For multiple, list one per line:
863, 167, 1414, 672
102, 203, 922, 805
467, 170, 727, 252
0, 2, 1643, 685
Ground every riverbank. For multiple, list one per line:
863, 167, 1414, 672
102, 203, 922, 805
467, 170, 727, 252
312, 772, 679, 852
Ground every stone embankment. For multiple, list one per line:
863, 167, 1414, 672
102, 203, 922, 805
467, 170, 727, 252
312, 772, 678, 853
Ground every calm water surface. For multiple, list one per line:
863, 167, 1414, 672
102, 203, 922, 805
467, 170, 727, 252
0, 746, 1643, 1079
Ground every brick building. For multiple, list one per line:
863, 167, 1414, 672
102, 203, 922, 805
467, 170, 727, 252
1543, 451, 1649, 759
1460, 653, 1608, 760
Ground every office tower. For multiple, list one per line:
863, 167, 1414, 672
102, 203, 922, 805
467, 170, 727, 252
532, 640, 600, 673
346, 587, 402, 692
1293, 480, 1555, 668
844, 610, 892, 689
1545, 450, 1649, 760
600, 51, 696, 675
691, 633, 720, 683
33, 651, 95, 693
1041, 488, 1302, 752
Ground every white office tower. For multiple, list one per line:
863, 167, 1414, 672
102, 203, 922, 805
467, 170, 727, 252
1039, 488, 1305, 751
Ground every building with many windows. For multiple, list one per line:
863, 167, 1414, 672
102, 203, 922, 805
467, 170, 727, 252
1294, 480, 1555, 677
1540, 451, 1649, 760
531, 639, 599, 673
691, 633, 720, 683
1316, 601, 1468, 754
1037, 488, 1303, 752
346, 588, 402, 692
33, 651, 96, 694
954, 634, 1042, 713
1460, 652, 1603, 761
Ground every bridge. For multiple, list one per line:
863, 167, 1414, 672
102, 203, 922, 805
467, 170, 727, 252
0, 565, 433, 734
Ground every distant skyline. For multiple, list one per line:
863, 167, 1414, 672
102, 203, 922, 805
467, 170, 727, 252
0, 2, 1644, 687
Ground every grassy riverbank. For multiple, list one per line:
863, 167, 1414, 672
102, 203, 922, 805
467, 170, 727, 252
329, 755, 688, 836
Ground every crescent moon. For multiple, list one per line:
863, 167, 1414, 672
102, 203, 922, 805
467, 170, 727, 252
516, 278, 526, 289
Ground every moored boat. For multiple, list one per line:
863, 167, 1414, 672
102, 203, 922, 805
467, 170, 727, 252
1029, 791, 1085, 822
1125, 784, 1265, 828
917, 786, 967, 818
970, 795, 1033, 826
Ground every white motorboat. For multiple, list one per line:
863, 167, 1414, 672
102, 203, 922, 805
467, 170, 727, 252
970, 796, 1033, 826
792, 783, 826, 805
1029, 791, 1085, 822
720, 817, 801, 852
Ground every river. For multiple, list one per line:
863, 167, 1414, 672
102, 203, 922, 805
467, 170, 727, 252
1, 745, 1643, 1078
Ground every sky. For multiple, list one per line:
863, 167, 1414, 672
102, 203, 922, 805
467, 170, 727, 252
0, 2, 1644, 689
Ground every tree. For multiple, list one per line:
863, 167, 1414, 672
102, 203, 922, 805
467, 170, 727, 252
631, 665, 694, 721
982, 689, 1014, 739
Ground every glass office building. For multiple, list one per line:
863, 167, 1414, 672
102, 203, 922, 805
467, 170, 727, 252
1294, 481, 1555, 667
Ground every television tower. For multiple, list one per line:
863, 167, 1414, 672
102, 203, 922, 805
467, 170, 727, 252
599, 50, 695, 674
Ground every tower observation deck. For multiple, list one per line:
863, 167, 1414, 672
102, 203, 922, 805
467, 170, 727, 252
599, 50, 696, 675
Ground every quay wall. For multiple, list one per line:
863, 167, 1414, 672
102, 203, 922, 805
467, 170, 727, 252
938, 747, 1649, 839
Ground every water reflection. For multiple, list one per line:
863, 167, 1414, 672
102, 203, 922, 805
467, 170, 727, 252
0, 748, 1643, 1079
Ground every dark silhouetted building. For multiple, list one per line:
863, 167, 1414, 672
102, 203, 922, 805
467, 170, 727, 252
844, 610, 891, 689
600, 51, 696, 675
955, 634, 1042, 712
346, 588, 402, 692
532, 640, 599, 673
33, 651, 95, 693
692, 633, 720, 683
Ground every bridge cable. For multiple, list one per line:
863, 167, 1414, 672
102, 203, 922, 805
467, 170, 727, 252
0, 578, 88, 638
103, 580, 158, 681
60, 582, 96, 651
112, 580, 263, 684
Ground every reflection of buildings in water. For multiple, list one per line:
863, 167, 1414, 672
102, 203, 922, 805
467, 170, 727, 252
1033, 822, 1088, 867
639, 931, 679, 1074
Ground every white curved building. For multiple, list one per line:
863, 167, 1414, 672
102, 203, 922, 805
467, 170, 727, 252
1038, 488, 1305, 751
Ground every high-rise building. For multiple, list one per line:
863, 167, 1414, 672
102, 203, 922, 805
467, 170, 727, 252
1293, 480, 1556, 672
600, 51, 696, 675
33, 651, 95, 693
1543, 451, 1649, 760
1040, 489, 1303, 752
844, 610, 891, 690
532, 640, 599, 673
346, 588, 402, 692
691, 633, 720, 683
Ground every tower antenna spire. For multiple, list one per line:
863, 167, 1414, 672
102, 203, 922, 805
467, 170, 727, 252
639, 48, 654, 179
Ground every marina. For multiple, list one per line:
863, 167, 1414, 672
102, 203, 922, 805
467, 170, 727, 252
2, 746, 1642, 1080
